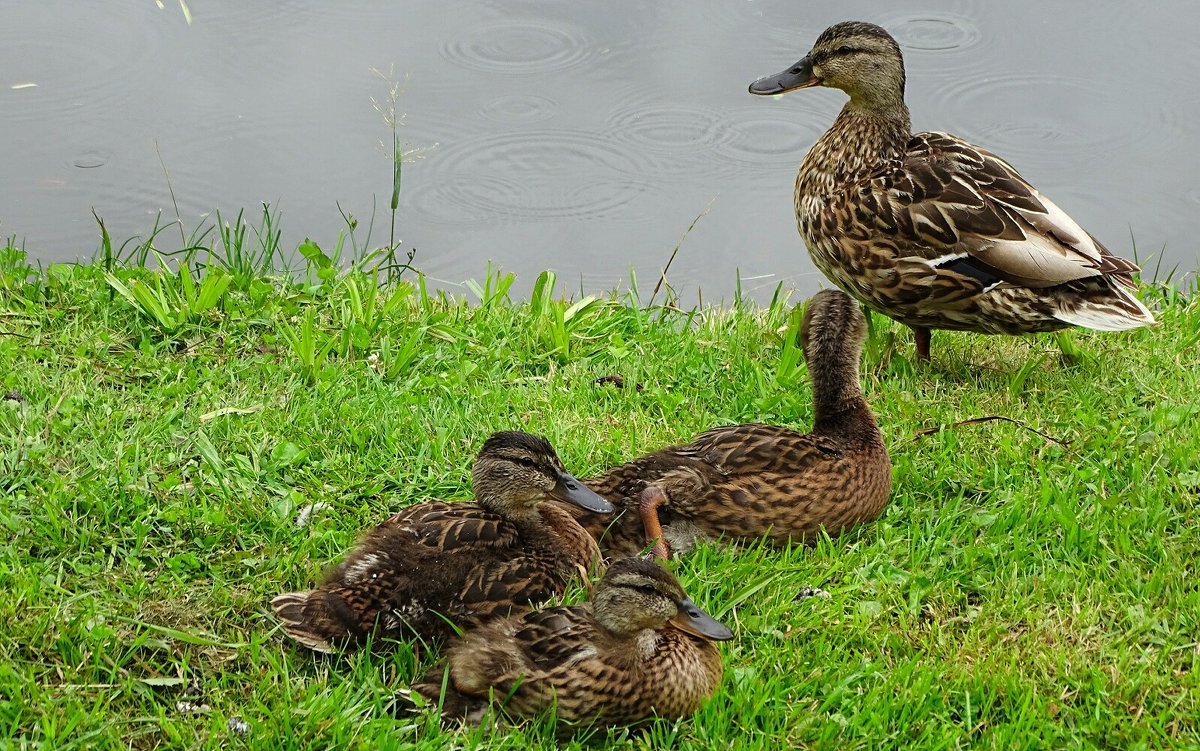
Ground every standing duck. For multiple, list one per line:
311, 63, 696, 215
411, 556, 733, 730
271, 431, 613, 652
749, 21, 1155, 360
572, 289, 891, 559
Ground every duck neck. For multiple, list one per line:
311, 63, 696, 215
801, 99, 911, 191
528, 504, 602, 570
807, 347, 874, 437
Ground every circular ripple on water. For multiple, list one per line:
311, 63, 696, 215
935, 73, 1160, 173
880, 13, 982, 52
206, 1, 316, 41
434, 129, 642, 177
604, 101, 729, 176
4, 31, 159, 123
70, 148, 114, 169
479, 94, 558, 124
440, 20, 597, 75
711, 108, 828, 173
413, 130, 657, 224
406, 176, 527, 228
407, 173, 658, 226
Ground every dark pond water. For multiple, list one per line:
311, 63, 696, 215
3, 1, 1198, 301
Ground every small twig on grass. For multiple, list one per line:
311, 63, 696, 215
910, 415, 1070, 447
40, 393, 68, 442
649, 197, 716, 308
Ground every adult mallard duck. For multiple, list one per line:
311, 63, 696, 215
748, 21, 1155, 360
411, 556, 732, 730
571, 289, 891, 559
271, 431, 614, 652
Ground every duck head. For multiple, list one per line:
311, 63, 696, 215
591, 557, 734, 641
472, 431, 614, 518
800, 288, 868, 371
749, 21, 906, 112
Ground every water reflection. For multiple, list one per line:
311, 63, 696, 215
0, 0, 1196, 301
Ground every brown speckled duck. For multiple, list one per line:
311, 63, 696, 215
572, 289, 891, 558
749, 21, 1155, 360
411, 556, 732, 730
271, 431, 614, 652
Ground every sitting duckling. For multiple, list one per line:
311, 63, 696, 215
412, 556, 733, 730
272, 431, 614, 652
574, 289, 891, 558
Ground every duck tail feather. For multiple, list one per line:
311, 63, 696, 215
270, 591, 341, 653
1055, 282, 1156, 331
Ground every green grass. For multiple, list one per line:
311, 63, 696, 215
1, 240, 1197, 750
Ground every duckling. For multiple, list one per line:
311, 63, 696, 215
271, 431, 614, 652
573, 289, 891, 558
749, 21, 1155, 361
411, 556, 733, 730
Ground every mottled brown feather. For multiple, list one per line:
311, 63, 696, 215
570, 290, 892, 558
759, 21, 1154, 350
271, 433, 604, 652
412, 558, 727, 731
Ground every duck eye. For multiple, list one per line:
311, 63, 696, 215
837, 45, 853, 55
636, 584, 657, 595
514, 456, 538, 468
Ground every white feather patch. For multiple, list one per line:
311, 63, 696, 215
344, 553, 384, 584
926, 252, 970, 268
1054, 289, 1156, 330
635, 629, 662, 658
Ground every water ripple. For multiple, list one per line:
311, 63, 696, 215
434, 129, 641, 176
711, 109, 827, 172
882, 13, 982, 52
408, 174, 659, 225
413, 129, 658, 224
3, 23, 159, 124
440, 20, 597, 74
935, 73, 1162, 173
479, 94, 558, 124
70, 149, 113, 170
604, 100, 728, 177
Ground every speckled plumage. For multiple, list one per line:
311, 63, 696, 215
412, 557, 731, 730
271, 432, 612, 652
571, 290, 892, 558
751, 21, 1155, 358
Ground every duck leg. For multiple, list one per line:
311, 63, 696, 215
910, 325, 931, 361
637, 486, 671, 560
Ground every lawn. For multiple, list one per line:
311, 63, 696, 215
1, 237, 1197, 750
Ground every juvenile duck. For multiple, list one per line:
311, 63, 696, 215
572, 289, 890, 558
749, 21, 1155, 360
411, 556, 733, 729
271, 431, 614, 652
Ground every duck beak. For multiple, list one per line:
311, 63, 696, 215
550, 471, 615, 514
669, 598, 735, 641
748, 55, 819, 95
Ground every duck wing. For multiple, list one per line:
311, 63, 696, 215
860, 131, 1139, 295
381, 500, 521, 550
683, 423, 842, 473
508, 605, 604, 669
433, 605, 601, 715
450, 556, 570, 622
